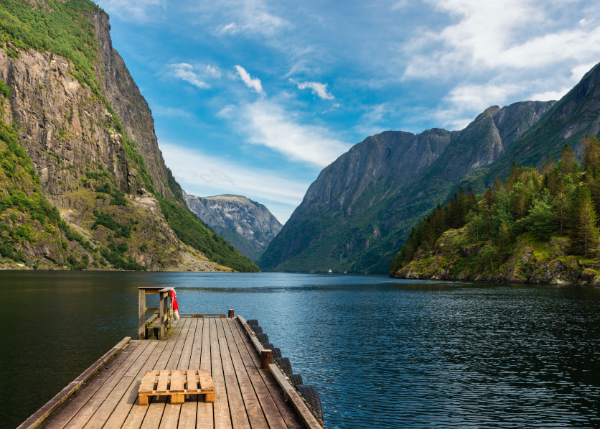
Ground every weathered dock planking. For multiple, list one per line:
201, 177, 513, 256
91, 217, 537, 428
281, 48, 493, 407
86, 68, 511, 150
19, 314, 323, 429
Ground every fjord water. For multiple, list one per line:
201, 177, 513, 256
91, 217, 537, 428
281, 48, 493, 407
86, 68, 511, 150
1, 272, 600, 429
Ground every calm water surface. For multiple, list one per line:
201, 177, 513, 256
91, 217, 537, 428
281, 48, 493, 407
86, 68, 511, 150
1, 272, 600, 428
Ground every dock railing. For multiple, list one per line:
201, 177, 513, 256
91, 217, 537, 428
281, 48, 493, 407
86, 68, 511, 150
137, 286, 173, 340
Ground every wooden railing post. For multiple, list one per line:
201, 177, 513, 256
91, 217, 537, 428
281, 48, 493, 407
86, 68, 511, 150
138, 289, 146, 339
159, 292, 165, 340
261, 350, 273, 370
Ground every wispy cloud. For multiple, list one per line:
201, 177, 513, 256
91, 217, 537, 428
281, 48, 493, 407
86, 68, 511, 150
291, 79, 335, 100
211, 0, 288, 37
219, 99, 350, 166
170, 63, 210, 89
234, 65, 265, 95
168, 63, 223, 89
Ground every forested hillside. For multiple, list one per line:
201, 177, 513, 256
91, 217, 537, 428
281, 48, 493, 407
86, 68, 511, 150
391, 137, 600, 284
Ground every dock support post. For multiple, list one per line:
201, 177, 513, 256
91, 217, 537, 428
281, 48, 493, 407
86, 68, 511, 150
228, 309, 235, 318
261, 350, 273, 370
159, 292, 165, 340
138, 289, 146, 339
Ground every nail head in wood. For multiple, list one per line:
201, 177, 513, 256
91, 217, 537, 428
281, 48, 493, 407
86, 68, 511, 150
261, 349, 273, 370
228, 309, 234, 318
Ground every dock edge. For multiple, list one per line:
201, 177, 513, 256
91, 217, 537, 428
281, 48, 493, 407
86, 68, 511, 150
237, 315, 325, 429
17, 336, 132, 429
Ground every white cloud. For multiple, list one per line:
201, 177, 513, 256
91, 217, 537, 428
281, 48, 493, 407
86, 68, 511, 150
234, 65, 265, 95
170, 63, 210, 89
403, 0, 600, 79
211, 0, 288, 37
169, 63, 223, 89
224, 100, 350, 166
161, 143, 309, 221
216, 22, 241, 35
291, 80, 335, 100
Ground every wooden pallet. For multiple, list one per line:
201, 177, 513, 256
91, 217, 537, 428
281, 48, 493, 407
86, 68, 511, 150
138, 369, 215, 405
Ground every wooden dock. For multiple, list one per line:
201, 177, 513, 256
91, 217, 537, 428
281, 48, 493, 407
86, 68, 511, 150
18, 316, 323, 429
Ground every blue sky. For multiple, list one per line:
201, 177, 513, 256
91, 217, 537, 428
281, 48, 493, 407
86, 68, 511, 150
96, 0, 600, 222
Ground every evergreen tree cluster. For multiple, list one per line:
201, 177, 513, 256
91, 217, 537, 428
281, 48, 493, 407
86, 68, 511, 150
390, 137, 600, 272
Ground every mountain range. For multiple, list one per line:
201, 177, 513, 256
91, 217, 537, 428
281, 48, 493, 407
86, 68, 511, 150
184, 192, 282, 261
259, 62, 600, 274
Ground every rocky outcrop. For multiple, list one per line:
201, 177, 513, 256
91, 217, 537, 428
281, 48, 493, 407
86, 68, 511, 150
92, 11, 175, 200
0, 2, 257, 272
184, 192, 282, 261
393, 230, 600, 285
258, 100, 554, 274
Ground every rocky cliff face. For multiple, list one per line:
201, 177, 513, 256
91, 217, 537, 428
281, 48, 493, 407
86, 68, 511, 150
92, 11, 175, 200
184, 192, 282, 261
0, 0, 257, 272
258, 100, 555, 274
459, 63, 600, 193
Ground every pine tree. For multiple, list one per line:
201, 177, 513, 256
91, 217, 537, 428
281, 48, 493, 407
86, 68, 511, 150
574, 194, 599, 256
560, 144, 577, 177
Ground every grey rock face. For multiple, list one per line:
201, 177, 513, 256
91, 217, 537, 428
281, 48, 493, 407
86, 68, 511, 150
92, 11, 176, 201
258, 100, 555, 273
184, 192, 282, 261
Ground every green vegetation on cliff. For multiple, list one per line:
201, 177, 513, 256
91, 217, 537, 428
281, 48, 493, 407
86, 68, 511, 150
391, 137, 600, 284
0, 0, 259, 272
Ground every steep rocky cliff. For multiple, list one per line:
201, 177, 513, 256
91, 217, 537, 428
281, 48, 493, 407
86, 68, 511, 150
0, 0, 258, 272
457, 62, 600, 193
184, 192, 282, 261
258, 101, 554, 274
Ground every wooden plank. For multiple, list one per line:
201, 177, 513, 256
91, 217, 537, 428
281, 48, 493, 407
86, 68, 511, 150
200, 318, 211, 371
189, 318, 204, 370
198, 370, 214, 391
216, 318, 247, 429
186, 370, 198, 391
178, 317, 198, 370
170, 370, 185, 406
222, 319, 287, 429
210, 317, 233, 429
216, 318, 264, 429
229, 320, 303, 429
139, 371, 159, 393
175, 319, 200, 429
156, 371, 170, 393
197, 318, 213, 429
18, 337, 132, 429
